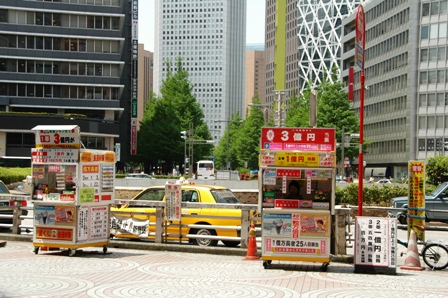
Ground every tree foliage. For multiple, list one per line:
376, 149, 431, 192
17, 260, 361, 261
235, 95, 266, 169
133, 57, 212, 174
426, 156, 448, 185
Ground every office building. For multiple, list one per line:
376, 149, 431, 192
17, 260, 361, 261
340, 0, 448, 179
153, 0, 246, 140
0, 0, 133, 168
245, 48, 266, 110
137, 44, 154, 128
265, 0, 366, 107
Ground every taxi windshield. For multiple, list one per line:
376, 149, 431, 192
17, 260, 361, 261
211, 189, 240, 204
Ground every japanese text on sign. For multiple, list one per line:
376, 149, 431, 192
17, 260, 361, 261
261, 128, 335, 152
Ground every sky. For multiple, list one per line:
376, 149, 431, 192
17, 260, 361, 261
138, 0, 266, 51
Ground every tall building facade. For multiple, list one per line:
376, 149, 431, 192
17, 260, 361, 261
265, 0, 366, 106
245, 49, 266, 110
340, 0, 447, 179
0, 0, 133, 167
153, 0, 246, 141
137, 44, 154, 128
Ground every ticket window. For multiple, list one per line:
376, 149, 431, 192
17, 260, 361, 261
32, 165, 77, 199
261, 169, 332, 209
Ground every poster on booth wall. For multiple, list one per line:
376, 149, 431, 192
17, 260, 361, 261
80, 164, 100, 202
264, 237, 328, 255
34, 205, 55, 225
77, 206, 89, 241
54, 206, 75, 225
89, 206, 109, 240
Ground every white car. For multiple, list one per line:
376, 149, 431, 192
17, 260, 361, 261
376, 179, 391, 184
125, 173, 156, 179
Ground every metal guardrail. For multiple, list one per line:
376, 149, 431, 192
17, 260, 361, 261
111, 199, 260, 248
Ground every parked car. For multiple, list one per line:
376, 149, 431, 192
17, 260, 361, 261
390, 182, 448, 224
111, 184, 257, 247
0, 180, 28, 226
376, 179, 392, 184
125, 173, 156, 179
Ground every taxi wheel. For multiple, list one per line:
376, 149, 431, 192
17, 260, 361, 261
191, 228, 218, 247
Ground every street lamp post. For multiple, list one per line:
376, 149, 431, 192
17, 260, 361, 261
180, 131, 187, 175
274, 91, 285, 127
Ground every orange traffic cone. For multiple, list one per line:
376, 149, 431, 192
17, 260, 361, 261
400, 229, 424, 271
244, 224, 260, 260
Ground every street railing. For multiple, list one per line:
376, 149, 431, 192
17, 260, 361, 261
110, 199, 260, 248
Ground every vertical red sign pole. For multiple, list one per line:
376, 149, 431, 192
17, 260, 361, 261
356, 5, 366, 217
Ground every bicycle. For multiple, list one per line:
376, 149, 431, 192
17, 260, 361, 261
397, 225, 448, 270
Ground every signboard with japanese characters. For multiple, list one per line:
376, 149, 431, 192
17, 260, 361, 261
261, 127, 335, 152
408, 161, 425, 240
32, 125, 81, 149
165, 183, 182, 221
354, 216, 397, 275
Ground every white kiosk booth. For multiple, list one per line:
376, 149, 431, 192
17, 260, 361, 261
31, 125, 115, 256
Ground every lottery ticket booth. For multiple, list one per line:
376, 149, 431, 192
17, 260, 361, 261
258, 127, 336, 270
30, 125, 115, 256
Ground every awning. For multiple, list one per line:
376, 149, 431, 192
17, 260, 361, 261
364, 167, 387, 178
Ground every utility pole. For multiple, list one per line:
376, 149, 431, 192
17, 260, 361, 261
275, 91, 286, 127
341, 126, 345, 177
310, 90, 317, 127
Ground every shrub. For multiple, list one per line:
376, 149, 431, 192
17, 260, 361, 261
0, 167, 31, 185
336, 183, 408, 206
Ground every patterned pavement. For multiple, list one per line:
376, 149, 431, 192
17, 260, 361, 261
1, 240, 448, 298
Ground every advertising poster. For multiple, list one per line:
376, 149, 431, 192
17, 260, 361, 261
34, 205, 55, 225
55, 206, 75, 225
79, 188, 95, 203
300, 213, 329, 237
263, 213, 293, 236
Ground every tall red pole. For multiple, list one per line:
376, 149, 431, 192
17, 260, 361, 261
358, 70, 364, 216
355, 5, 365, 217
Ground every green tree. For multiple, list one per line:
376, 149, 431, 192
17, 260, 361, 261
285, 88, 310, 127
134, 57, 212, 174
214, 113, 243, 170
235, 95, 266, 169
426, 156, 448, 185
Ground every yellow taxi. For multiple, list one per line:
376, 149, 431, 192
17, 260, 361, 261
110, 184, 255, 247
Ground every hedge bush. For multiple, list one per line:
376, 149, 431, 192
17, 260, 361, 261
0, 167, 31, 185
335, 183, 438, 206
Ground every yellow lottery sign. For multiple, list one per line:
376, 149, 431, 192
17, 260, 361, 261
408, 161, 425, 240
275, 152, 320, 167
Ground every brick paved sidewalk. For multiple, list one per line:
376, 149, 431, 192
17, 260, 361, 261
1, 240, 447, 298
